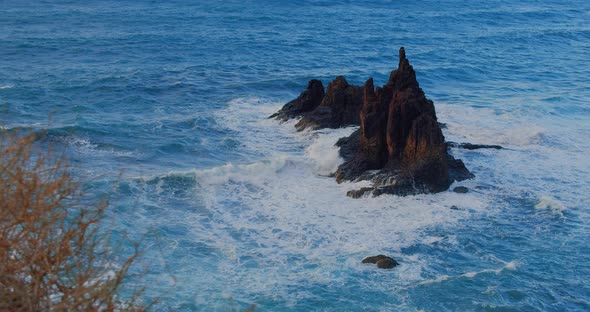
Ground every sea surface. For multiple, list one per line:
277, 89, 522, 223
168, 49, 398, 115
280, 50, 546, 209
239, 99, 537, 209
1, 0, 590, 311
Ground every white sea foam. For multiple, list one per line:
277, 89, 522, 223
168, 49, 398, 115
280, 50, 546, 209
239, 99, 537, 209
65, 136, 136, 158
132, 97, 493, 303
183, 156, 291, 187
129, 96, 590, 308
1, 122, 46, 130
68, 136, 99, 150
305, 128, 355, 176
422, 236, 445, 245
419, 261, 518, 285
461, 260, 519, 279
437, 104, 546, 147
535, 196, 566, 214
0, 84, 14, 90
437, 102, 590, 216
418, 274, 450, 285
124, 97, 590, 307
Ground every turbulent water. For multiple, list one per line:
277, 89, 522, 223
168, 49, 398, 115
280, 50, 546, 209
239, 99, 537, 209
2, 0, 590, 310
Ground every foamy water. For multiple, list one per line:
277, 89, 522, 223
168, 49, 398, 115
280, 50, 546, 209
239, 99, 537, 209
124, 99, 493, 309
2, 1, 589, 310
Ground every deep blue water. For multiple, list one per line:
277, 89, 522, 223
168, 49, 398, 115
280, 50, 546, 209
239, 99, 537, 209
2, 0, 590, 310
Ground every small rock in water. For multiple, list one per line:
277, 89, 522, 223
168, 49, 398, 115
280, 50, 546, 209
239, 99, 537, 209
450, 205, 460, 210
362, 255, 388, 263
346, 187, 373, 198
453, 186, 469, 193
458, 142, 503, 150
376, 258, 398, 269
362, 255, 399, 269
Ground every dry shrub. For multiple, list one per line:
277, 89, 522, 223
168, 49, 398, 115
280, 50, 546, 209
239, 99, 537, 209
0, 132, 144, 311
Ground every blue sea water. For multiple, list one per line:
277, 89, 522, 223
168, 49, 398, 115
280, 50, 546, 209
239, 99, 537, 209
2, 0, 590, 310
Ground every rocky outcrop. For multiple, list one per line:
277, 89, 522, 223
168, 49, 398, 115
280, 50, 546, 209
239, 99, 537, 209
269, 79, 325, 121
271, 76, 363, 131
271, 47, 475, 197
295, 76, 363, 131
334, 48, 473, 196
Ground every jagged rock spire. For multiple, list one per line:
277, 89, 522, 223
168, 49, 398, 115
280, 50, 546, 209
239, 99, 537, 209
269, 79, 324, 121
272, 47, 474, 196
337, 48, 472, 196
399, 46, 406, 64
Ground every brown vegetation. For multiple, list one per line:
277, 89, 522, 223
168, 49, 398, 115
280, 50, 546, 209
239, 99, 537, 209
0, 132, 144, 311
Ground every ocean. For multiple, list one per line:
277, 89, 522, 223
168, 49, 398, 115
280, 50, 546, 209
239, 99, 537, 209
1, 0, 589, 310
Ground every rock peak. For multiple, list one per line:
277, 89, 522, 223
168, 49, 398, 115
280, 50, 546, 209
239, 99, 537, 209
336, 47, 473, 196
268, 79, 324, 121
399, 47, 406, 63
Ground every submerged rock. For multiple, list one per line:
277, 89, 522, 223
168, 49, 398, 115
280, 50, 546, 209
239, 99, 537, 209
447, 142, 504, 150
453, 186, 469, 193
346, 187, 373, 199
362, 255, 399, 269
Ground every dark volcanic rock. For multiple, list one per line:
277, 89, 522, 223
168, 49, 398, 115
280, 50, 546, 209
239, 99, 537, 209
271, 47, 474, 197
453, 186, 469, 193
362, 255, 399, 269
447, 142, 504, 150
362, 255, 388, 264
359, 78, 390, 170
269, 79, 325, 121
272, 76, 362, 131
447, 156, 475, 182
295, 76, 363, 131
334, 77, 391, 183
336, 47, 473, 197
346, 187, 373, 199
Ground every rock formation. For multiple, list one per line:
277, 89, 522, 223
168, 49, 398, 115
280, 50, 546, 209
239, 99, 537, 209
334, 48, 473, 196
270, 77, 363, 131
272, 47, 475, 197
453, 186, 469, 193
269, 79, 325, 121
